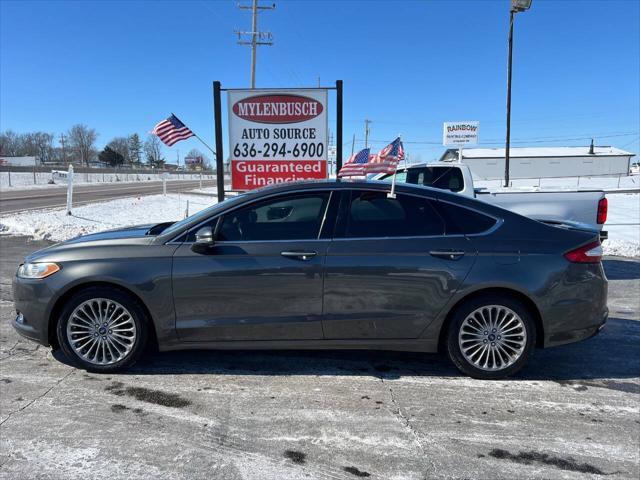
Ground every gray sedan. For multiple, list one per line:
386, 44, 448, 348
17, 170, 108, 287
12, 180, 608, 379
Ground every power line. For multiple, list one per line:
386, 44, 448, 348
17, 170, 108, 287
235, 0, 275, 89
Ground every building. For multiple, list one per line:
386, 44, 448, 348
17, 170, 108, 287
439, 145, 635, 180
0, 156, 38, 167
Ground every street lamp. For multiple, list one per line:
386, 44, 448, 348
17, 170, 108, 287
504, 0, 532, 187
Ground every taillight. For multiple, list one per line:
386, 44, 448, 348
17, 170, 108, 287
564, 240, 603, 263
597, 197, 608, 224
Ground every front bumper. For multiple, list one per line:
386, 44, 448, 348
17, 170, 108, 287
12, 275, 56, 346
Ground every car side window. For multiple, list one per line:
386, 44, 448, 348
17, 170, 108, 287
434, 201, 497, 235
216, 192, 330, 242
341, 190, 445, 238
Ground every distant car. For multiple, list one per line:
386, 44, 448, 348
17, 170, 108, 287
13, 180, 608, 379
630, 163, 640, 175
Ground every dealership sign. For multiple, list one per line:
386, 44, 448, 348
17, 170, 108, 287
443, 121, 480, 146
228, 89, 328, 190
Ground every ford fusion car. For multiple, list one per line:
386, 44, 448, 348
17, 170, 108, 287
12, 180, 608, 379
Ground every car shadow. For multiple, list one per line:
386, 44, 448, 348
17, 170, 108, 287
51, 317, 639, 385
603, 258, 640, 280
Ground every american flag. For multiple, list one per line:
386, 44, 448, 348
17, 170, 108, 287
365, 137, 405, 174
151, 114, 195, 146
337, 148, 371, 177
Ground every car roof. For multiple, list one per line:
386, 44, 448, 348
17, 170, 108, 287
235, 178, 450, 199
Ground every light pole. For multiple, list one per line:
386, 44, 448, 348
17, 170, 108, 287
504, 0, 532, 187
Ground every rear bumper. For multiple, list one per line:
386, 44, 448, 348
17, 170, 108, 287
544, 308, 608, 348
542, 261, 608, 348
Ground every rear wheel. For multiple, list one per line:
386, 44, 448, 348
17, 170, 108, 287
446, 295, 536, 379
56, 287, 148, 373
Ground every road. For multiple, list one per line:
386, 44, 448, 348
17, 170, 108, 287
0, 180, 217, 214
0, 235, 638, 480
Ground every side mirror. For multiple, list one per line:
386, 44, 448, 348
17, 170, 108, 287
191, 226, 214, 253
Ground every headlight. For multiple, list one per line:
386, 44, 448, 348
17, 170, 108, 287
17, 262, 60, 279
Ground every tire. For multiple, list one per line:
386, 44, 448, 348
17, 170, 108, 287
56, 286, 149, 373
446, 294, 536, 380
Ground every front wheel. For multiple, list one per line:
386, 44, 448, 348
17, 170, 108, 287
56, 287, 148, 373
446, 295, 536, 380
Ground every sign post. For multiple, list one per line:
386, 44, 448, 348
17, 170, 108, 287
227, 88, 329, 190
213, 81, 226, 201
443, 121, 480, 163
66, 164, 74, 215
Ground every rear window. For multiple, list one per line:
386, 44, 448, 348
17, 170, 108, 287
408, 167, 464, 192
379, 167, 465, 192
434, 201, 497, 235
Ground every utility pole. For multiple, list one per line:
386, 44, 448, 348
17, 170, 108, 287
59, 133, 68, 165
364, 119, 371, 148
504, 0, 533, 187
236, 0, 275, 89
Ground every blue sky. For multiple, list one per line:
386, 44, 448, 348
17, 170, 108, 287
1, 0, 638, 164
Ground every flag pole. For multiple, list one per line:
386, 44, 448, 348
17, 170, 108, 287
387, 135, 401, 199
171, 113, 217, 157
388, 170, 397, 199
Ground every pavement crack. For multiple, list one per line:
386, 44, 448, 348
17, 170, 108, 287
0, 368, 75, 427
380, 377, 438, 478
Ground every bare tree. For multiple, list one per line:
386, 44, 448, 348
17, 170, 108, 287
23, 132, 55, 163
0, 130, 20, 156
107, 137, 130, 165
144, 135, 165, 167
0, 130, 54, 162
68, 124, 98, 166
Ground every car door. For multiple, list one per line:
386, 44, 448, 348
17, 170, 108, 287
322, 189, 477, 339
172, 190, 336, 342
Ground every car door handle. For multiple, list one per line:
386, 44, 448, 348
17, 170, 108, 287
430, 250, 466, 261
280, 251, 318, 261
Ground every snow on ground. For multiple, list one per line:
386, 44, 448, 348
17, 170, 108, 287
0, 194, 215, 242
0, 171, 215, 190
0, 190, 637, 256
605, 192, 640, 257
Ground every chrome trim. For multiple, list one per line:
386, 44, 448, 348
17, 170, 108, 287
317, 191, 333, 239
166, 185, 503, 244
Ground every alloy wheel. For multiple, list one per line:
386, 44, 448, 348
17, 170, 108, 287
66, 298, 137, 365
458, 305, 527, 372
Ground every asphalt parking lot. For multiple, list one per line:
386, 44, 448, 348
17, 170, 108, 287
0, 235, 638, 480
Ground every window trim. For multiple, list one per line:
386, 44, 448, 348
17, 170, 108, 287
168, 189, 335, 245
333, 188, 502, 240
436, 198, 503, 237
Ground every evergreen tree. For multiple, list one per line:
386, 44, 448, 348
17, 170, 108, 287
98, 146, 125, 167
128, 133, 143, 166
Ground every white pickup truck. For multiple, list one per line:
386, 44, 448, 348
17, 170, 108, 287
377, 163, 608, 239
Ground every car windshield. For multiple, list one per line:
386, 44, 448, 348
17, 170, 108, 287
160, 195, 244, 237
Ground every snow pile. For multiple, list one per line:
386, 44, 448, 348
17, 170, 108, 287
0, 171, 215, 190
0, 194, 214, 242
603, 193, 640, 257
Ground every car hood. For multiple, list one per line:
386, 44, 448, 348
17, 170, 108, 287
63, 224, 158, 244
25, 224, 162, 262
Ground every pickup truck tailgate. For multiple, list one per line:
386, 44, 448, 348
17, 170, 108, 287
475, 190, 606, 231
